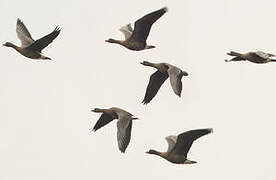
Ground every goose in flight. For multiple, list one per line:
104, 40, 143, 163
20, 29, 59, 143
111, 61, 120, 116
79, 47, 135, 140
225, 51, 276, 64
105, 7, 168, 51
91, 107, 138, 153
3, 18, 60, 60
141, 61, 188, 104
146, 128, 213, 164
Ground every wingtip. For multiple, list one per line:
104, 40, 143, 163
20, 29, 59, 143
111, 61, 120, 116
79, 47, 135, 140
119, 148, 126, 153
142, 100, 149, 105
17, 18, 22, 24
163, 6, 168, 12
208, 128, 214, 133
92, 127, 98, 132
54, 26, 61, 33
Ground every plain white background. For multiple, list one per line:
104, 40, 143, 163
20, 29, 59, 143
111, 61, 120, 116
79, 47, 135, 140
1, 0, 276, 179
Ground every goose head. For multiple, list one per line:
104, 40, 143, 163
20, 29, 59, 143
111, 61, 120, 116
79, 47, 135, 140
145, 149, 160, 155
3, 42, 14, 47
91, 108, 104, 113
105, 38, 120, 43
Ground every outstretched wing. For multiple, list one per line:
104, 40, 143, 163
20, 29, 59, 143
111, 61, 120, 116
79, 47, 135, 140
167, 65, 183, 97
119, 24, 133, 40
93, 113, 116, 131
130, 7, 168, 43
16, 18, 34, 47
165, 135, 177, 153
142, 70, 169, 104
28, 26, 60, 52
117, 115, 133, 153
172, 128, 213, 157
255, 51, 275, 59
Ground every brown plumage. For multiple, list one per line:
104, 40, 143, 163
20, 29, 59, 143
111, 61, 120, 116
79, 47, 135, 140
225, 51, 276, 64
105, 7, 168, 51
91, 107, 138, 153
3, 18, 60, 60
146, 129, 213, 164
141, 61, 188, 104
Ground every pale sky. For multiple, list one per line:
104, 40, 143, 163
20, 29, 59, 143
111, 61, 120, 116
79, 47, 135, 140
1, 0, 276, 179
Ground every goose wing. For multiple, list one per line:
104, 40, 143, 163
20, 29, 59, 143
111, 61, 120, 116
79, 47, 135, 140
130, 7, 167, 43
16, 18, 34, 47
171, 129, 213, 157
93, 112, 117, 131
28, 26, 60, 52
255, 51, 275, 59
119, 24, 133, 40
167, 65, 183, 97
142, 70, 169, 104
116, 111, 133, 153
165, 135, 177, 153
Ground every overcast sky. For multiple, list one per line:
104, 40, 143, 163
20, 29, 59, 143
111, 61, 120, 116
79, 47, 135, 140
1, 0, 276, 179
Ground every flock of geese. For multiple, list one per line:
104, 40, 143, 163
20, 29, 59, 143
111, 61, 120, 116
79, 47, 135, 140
3, 6, 275, 165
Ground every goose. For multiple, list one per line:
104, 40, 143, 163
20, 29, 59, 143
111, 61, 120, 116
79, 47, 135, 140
105, 7, 168, 51
3, 18, 60, 60
91, 107, 138, 153
141, 61, 188, 104
146, 128, 213, 164
225, 51, 276, 64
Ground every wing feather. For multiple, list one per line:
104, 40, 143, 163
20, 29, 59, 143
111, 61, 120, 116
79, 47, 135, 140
142, 70, 169, 104
93, 113, 116, 131
167, 65, 183, 97
130, 7, 167, 43
172, 129, 213, 157
16, 18, 34, 47
165, 135, 177, 153
117, 116, 132, 153
255, 51, 275, 59
119, 24, 133, 40
28, 26, 60, 52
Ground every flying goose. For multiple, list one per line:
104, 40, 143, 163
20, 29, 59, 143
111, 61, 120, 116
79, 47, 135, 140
3, 18, 60, 60
91, 107, 138, 153
146, 128, 213, 164
225, 51, 276, 64
141, 61, 188, 104
105, 7, 168, 51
